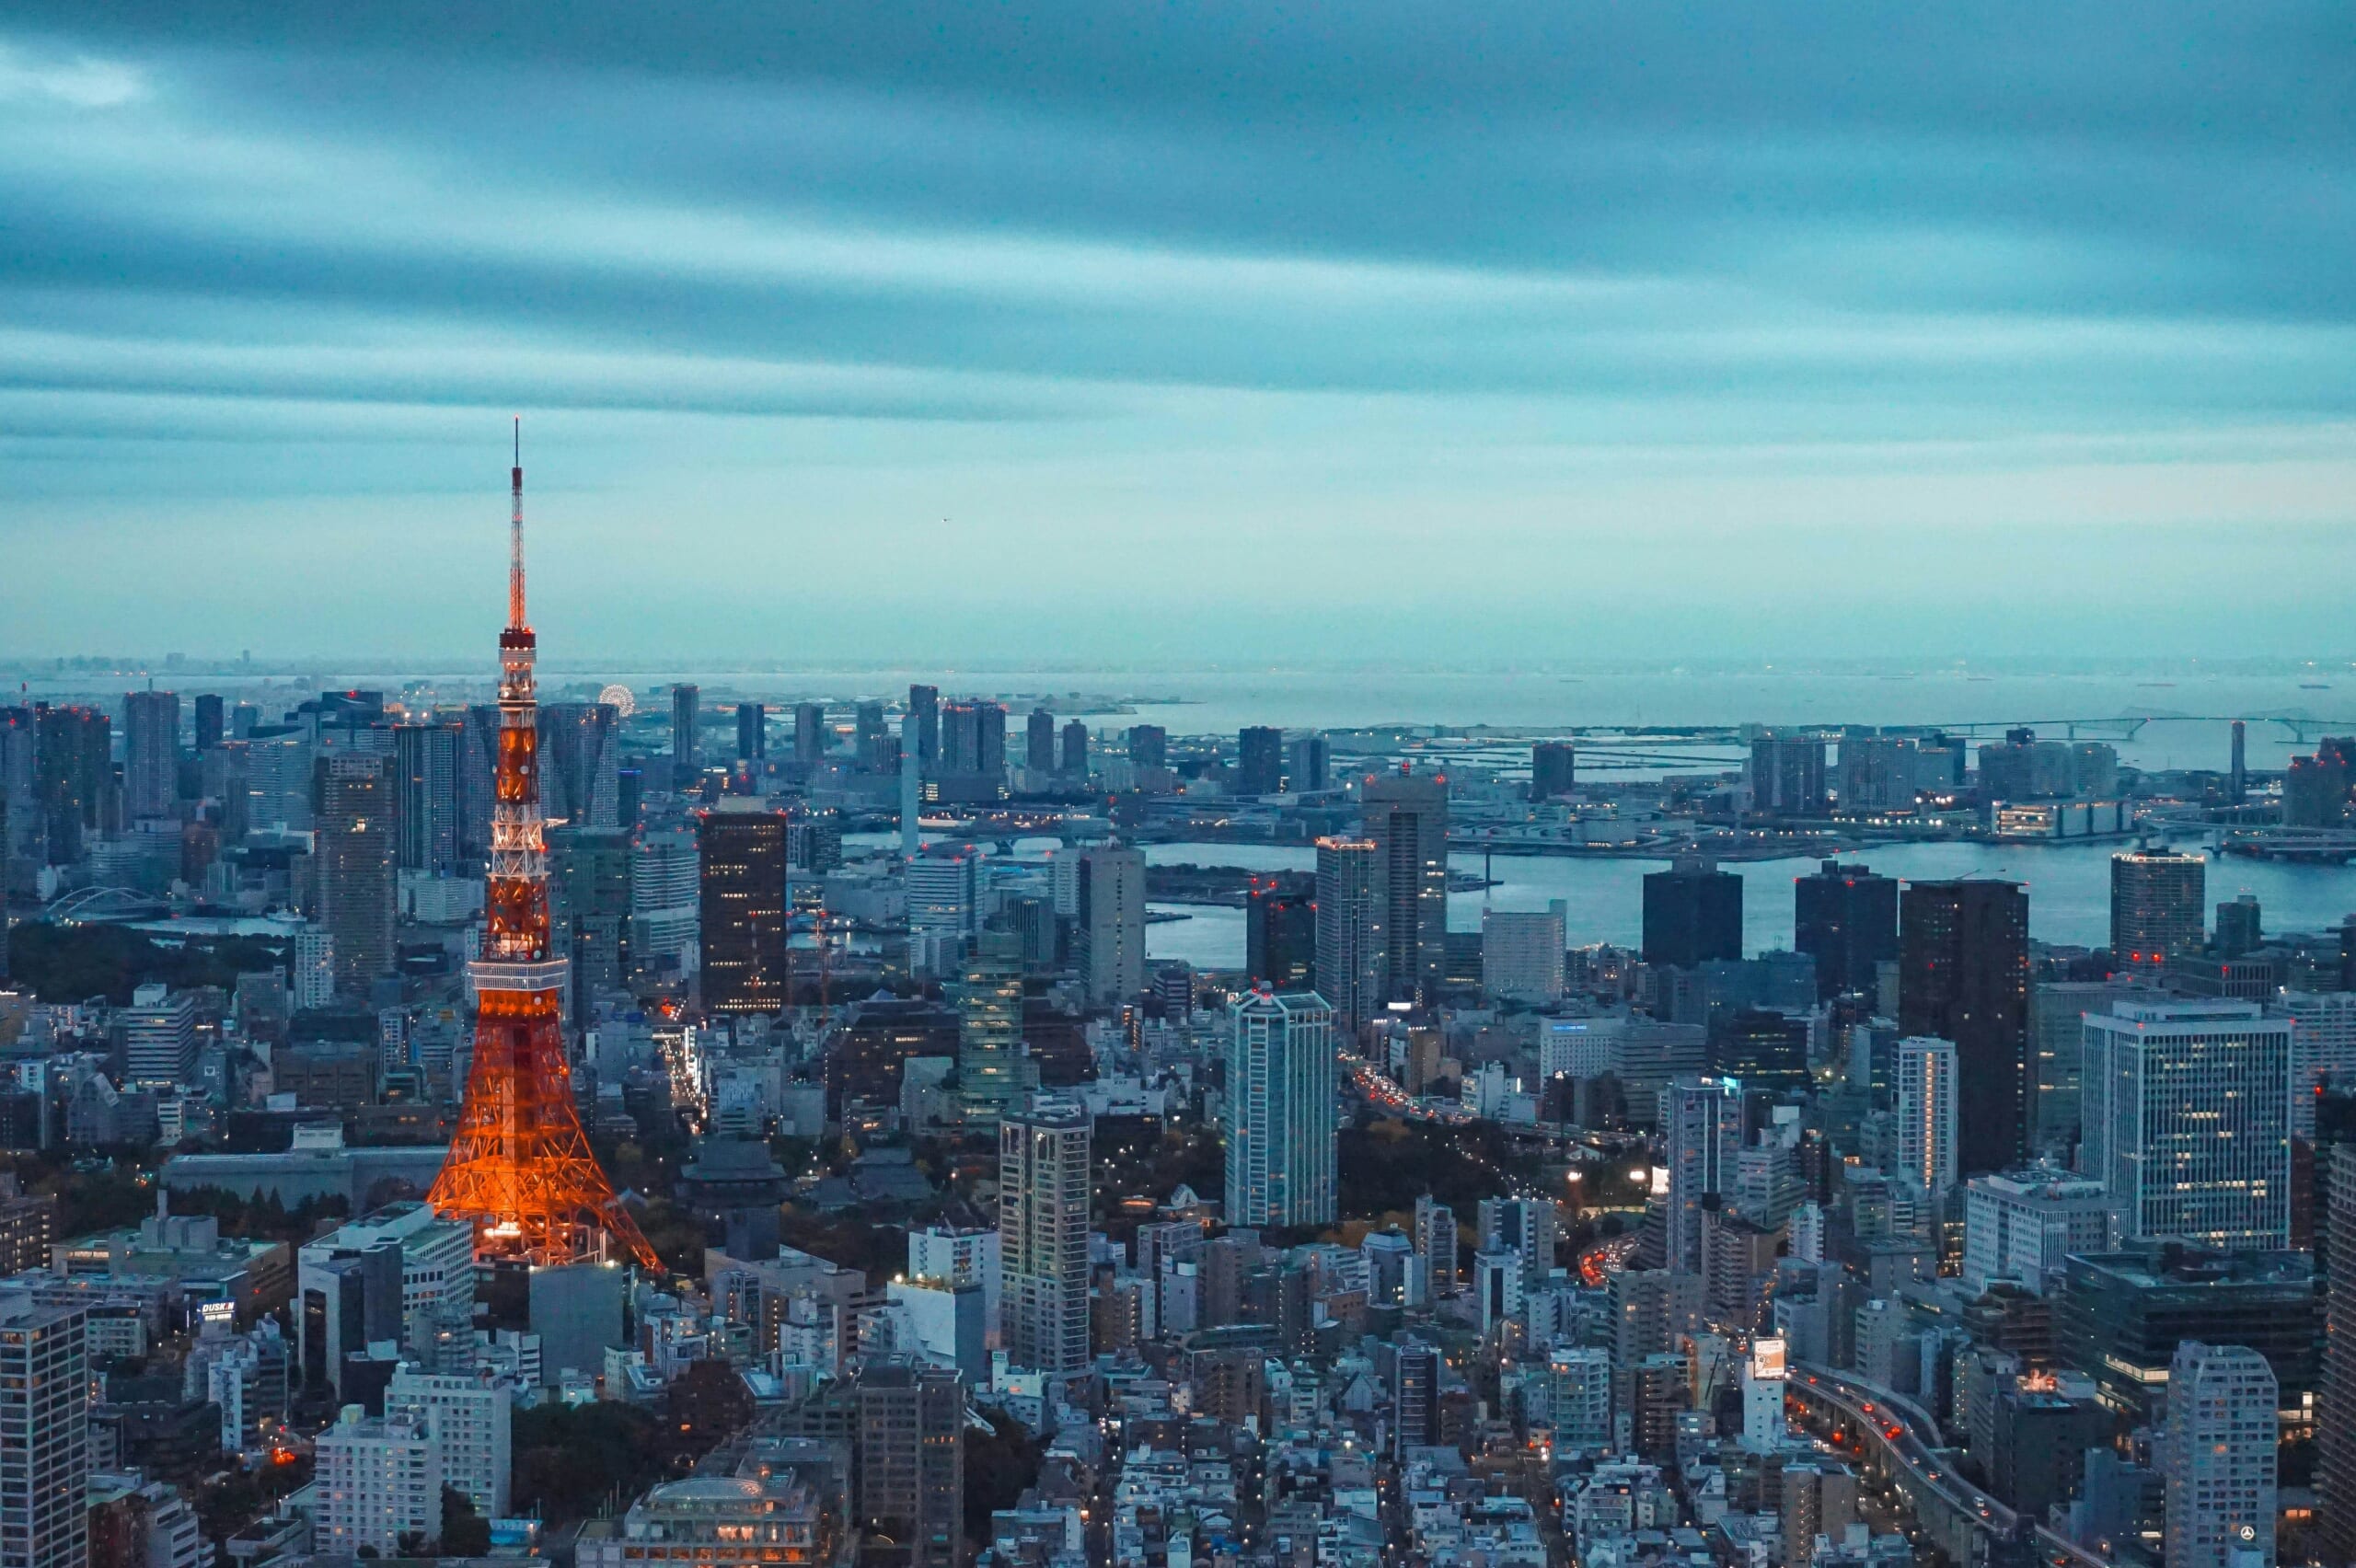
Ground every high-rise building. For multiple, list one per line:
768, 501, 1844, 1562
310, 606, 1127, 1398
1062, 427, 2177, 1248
999, 1099, 1090, 1373
1642, 856, 1742, 968
2229, 719, 2248, 805
1393, 1341, 1441, 1456
1361, 769, 1449, 1006
2082, 999, 2291, 1251
907, 684, 940, 768
1482, 905, 1566, 1003
953, 936, 1028, 1127
1225, 990, 1337, 1228
123, 688, 180, 820
1749, 734, 1826, 817
36, 704, 110, 864
1059, 719, 1087, 778
317, 753, 396, 997
538, 703, 620, 831
1478, 1195, 1559, 1296
1025, 709, 1056, 772
1661, 1077, 1743, 1275
856, 1361, 964, 1568
854, 701, 887, 763
0, 1294, 89, 1568
792, 703, 825, 768
697, 801, 789, 1014
1313, 836, 1380, 1029
123, 983, 198, 1088
392, 722, 462, 876
1900, 878, 2029, 1176
193, 694, 225, 754
1961, 1166, 2114, 1297
1075, 846, 1145, 1004
2110, 848, 2205, 971
907, 847, 979, 949
629, 826, 700, 977
2286, 988, 2356, 1139
936, 700, 1007, 779
735, 702, 766, 762
1892, 1036, 1958, 1197
2214, 894, 2262, 959
1236, 727, 1284, 796
549, 828, 632, 999
2028, 977, 2143, 1157
1245, 879, 1315, 991
1415, 1194, 1458, 1299
1287, 734, 1330, 793
2320, 1146, 2356, 1564
669, 685, 701, 789
2161, 1342, 2276, 1568
1126, 724, 1167, 770
314, 1406, 441, 1557
1792, 859, 1898, 1000
386, 1366, 513, 1518
1531, 741, 1576, 801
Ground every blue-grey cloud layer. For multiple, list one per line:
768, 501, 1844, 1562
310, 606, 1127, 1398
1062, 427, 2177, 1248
5, 4, 2354, 660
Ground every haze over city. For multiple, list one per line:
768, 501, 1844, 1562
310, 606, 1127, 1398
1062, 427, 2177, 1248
6, 5, 2355, 660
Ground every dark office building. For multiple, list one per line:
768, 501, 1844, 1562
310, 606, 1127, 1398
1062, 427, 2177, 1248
1642, 857, 1743, 968
1531, 742, 1576, 801
2322, 1146, 2356, 1564
1246, 878, 1317, 991
1237, 726, 1285, 796
1750, 734, 1828, 817
792, 703, 826, 768
193, 694, 225, 754
2054, 1245, 2317, 1424
907, 684, 940, 767
1061, 720, 1089, 778
736, 702, 766, 761
1026, 709, 1057, 772
856, 1360, 965, 1568
697, 801, 789, 1014
1900, 878, 2029, 1175
549, 827, 632, 998
1128, 725, 1168, 770
1710, 1009, 1810, 1095
827, 997, 960, 1112
937, 701, 1007, 780
2215, 894, 2262, 959
670, 683, 701, 789
1794, 859, 1899, 1000
316, 754, 396, 997
36, 704, 110, 864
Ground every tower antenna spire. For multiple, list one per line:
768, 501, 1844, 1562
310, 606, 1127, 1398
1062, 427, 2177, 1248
508, 415, 526, 631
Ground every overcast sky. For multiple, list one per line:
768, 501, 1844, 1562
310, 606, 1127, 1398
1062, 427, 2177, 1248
6, 5, 2353, 663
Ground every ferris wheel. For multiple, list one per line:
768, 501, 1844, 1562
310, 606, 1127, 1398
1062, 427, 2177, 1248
597, 683, 636, 718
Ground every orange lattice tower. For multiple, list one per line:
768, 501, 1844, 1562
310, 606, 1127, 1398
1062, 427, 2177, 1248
428, 422, 657, 1270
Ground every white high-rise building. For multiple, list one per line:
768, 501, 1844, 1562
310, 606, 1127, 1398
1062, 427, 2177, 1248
1313, 836, 1381, 1030
1482, 905, 1567, 1003
1960, 1166, 2114, 1297
292, 928, 336, 1011
1660, 1077, 1743, 1275
906, 848, 979, 942
2284, 989, 2356, 1138
2162, 1342, 2276, 1568
1892, 1036, 1958, 1196
122, 984, 198, 1088
0, 1295, 88, 1568
1534, 1345, 1613, 1451
1075, 847, 1146, 1004
908, 1227, 1001, 1338
999, 1098, 1091, 1374
315, 1405, 441, 1556
387, 1366, 513, 1518
1224, 991, 1338, 1227
2083, 999, 2292, 1250
629, 827, 700, 974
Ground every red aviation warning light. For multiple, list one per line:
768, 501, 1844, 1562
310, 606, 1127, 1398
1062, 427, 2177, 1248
428, 422, 657, 1271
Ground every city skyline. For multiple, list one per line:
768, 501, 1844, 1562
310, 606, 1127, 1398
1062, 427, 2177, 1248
6, 6, 2354, 660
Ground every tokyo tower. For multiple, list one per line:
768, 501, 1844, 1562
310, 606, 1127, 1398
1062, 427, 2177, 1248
427, 422, 658, 1270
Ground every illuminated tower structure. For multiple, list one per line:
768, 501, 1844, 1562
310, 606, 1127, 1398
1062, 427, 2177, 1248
429, 425, 656, 1271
